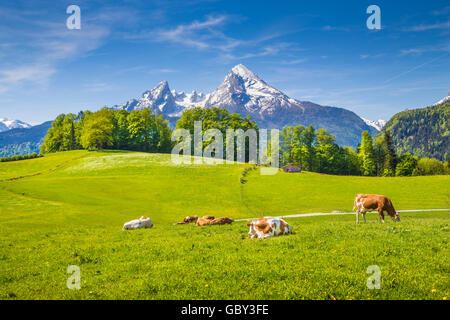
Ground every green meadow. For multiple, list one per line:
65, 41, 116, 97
0, 150, 448, 300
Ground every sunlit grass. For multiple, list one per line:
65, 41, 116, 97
0, 151, 448, 299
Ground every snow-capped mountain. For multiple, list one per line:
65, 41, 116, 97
362, 118, 386, 132
112, 64, 377, 146
112, 80, 209, 118
204, 64, 297, 116
0, 118, 32, 132
433, 90, 450, 106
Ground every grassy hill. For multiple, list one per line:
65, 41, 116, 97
0, 151, 449, 299
377, 101, 449, 161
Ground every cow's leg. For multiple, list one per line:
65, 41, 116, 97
379, 211, 385, 223
362, 213, 366, 223
356, 211, 359, 224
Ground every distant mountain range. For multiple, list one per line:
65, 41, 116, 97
2, 66, 447, 159
113, 64, 379, 146
0, 118, 31, 132
0, 121, 52, 157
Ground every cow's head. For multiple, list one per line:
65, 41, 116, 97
184, 216, 198, 223
246, 222, 256, 238
394, 212, 400, 222
247, 220, 269, 239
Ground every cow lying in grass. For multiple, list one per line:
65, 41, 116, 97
176, 215, 233, 226
196, 216, 234, 226
247, 217, 292, 239
353, 194, 400, 224
175, 215, 200, 224
123, 216, 153, 230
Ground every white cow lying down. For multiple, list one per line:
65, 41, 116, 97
122, 216, 153, 230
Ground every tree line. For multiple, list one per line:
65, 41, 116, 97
41, 106, 448, 176
280, 125, 449, 176
0, 152, 42, 162
41, 108, 173, 154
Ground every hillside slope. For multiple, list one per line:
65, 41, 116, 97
378, 101, 449, 161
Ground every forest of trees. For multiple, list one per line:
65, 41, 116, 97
41, 106, 448, 176
280, 125, 449, 176
378, 101, 449, 161
40, 108, 173, 154
0, 142, 41, 158
175, 107, 258, 161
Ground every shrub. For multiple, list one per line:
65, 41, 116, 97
413, 157, 445, 176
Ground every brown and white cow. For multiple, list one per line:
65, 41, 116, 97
175, 215, 199, 225
247, 217, 292, 239
353, 194, 400, 224
196, 216, 233, 226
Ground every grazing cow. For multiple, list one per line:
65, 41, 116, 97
196, 216, 233, 226
353, 194, 400, 224
123, 216, 153, 230
247, 217, 292, 239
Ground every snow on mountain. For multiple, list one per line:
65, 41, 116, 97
111, 64, 377, 146
362, 118, 386, 132
112, 80, 208, 118
433, 90, 450, 106
204, 64, 301, 116
0, 118, 32, 132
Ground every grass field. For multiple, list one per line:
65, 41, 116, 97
0, 150, 449, 300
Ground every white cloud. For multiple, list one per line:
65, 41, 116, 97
0, 64, 56, 91
432, 6, 450, 16
322, 25, 350, 32
400, 43, 450, 55
405, 21, 450, 32
0, 6, 133, 94
136, 15, 231, 50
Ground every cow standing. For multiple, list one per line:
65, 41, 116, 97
353, 194, 400, 224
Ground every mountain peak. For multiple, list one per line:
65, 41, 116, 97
155, 80, 169, 89
230, 64, 260, 80
362, 118, 386, 132
0, 118, 32, 132
433, 90, 450, 106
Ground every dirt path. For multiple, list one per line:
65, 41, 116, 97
234, 208, 450, 221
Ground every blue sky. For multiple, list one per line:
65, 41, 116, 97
0, 0, 449, 124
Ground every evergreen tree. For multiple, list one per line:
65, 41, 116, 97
382, 130, 397, 176
359, 131, 376, 176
